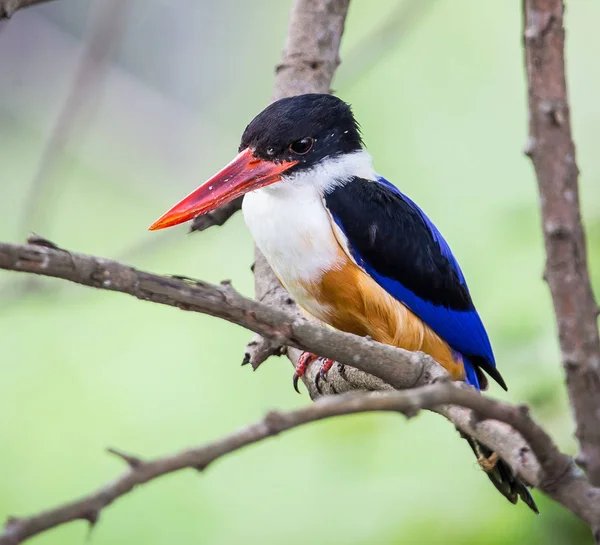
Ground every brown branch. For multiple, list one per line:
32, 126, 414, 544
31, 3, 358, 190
0, 240, 442, 390
2, 382, 598, 544
0, 0, 53, 18
522, 0, 600, 485
189, 197, 243, 233
1, 239, 599, 526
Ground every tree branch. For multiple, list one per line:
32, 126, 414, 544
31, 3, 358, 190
0, 0, 54, 18
189, 197, 243, 233
1, 382, 598, 544
1, 239, 599, 530
0, 240, 444, 390
522, 0, 600, 485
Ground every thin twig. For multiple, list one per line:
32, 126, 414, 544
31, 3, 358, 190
0, 240, 446, 391
189, 197, 243, 233
1, 383, 597, 544
522, 0, 600, 485
0, 0, 53, 18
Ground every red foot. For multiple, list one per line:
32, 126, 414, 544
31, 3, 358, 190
293, 352, 319, 393
293, 352, 335, 394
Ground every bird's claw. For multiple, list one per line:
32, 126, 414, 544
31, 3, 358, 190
314, 363, 333, 394
314, 368, 325, 394
293, 353, 335, 394
293, 372, 302, 394
478, 451, 500, 473
293, 352, 319, 394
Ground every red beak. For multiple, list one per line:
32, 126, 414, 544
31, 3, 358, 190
149, 148, 298, 231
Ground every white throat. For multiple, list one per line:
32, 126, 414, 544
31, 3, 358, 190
263, 149, 376, 196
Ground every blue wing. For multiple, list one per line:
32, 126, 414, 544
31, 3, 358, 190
323, 176, 504, 391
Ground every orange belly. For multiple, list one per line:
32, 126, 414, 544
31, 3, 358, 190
294, 256, 466, 381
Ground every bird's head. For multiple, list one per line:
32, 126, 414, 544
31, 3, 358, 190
149, 94, 364, 230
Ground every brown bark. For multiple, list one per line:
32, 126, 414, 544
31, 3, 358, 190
522, 0, 600, 485
1, 382, 594, 545
0, 0, 54, 18
189, 197, 243, 233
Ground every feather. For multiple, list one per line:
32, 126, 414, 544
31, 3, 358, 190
323, 176, 506, 391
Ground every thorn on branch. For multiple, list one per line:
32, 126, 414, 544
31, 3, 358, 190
168, 274, 205, 286
563, 353, 580, 373
82, 509, 100, 528
524, 10, 554, 43
107, 447, 143, 469
539, 100, 567, 126
219, 279, 238, 296
188, 198, 242, 233
241, 351, 252, 366
26, 233, 62, 250
517, 403, 531, 419
401, 402, 420, 419
242, 334, 287, 370
544, 221, 571, 240
194, 461, 211, 472
524, 136, 536, 157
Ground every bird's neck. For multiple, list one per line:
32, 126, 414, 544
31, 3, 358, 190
263, 149, 377, 198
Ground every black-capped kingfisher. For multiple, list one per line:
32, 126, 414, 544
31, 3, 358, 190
149, 94, 538, 513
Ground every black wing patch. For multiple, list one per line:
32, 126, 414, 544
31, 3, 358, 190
324, 177, 472, 311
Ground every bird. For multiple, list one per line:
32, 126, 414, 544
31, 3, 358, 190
149, 93, 538, 513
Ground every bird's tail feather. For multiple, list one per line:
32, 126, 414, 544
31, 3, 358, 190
461, 432, 539, 514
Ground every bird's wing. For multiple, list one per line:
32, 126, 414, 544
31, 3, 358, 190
323, 176, 505, 390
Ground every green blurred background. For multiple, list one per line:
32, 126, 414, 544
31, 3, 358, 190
1, 1, 599, 544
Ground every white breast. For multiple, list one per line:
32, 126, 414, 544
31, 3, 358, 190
242, 183, 341, 290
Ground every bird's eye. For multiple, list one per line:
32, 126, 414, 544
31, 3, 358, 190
289, 137, 314, 155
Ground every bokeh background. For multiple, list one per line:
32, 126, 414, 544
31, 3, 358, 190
1, 1, 599, 544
